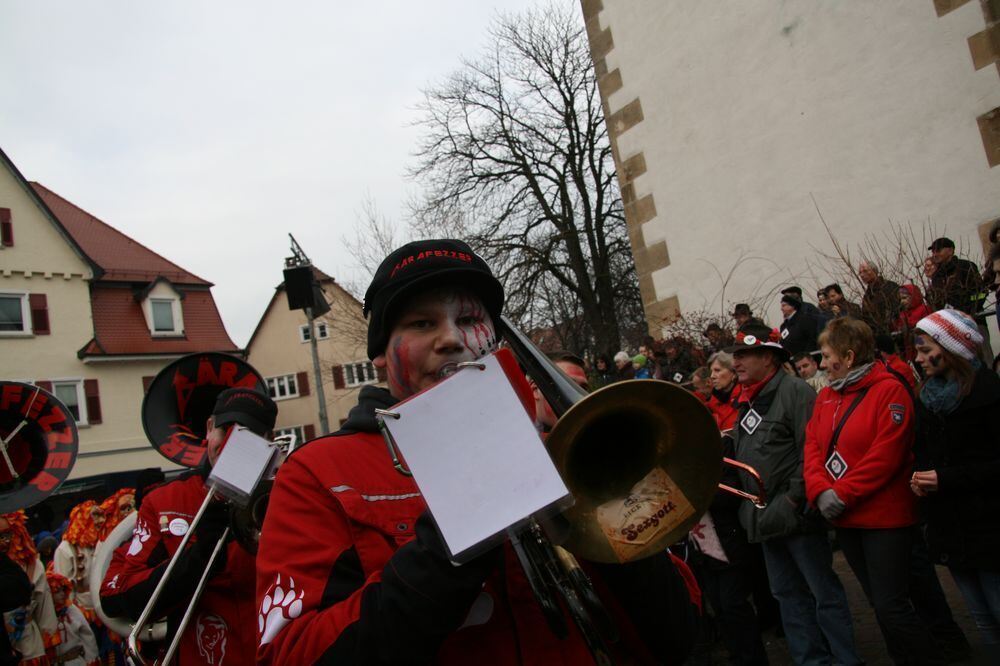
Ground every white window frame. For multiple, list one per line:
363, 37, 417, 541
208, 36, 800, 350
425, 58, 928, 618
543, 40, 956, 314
344, 360, 378, 388
0, 292, 31, 336
299, 322, 329, 343
150, 298, 178, 334
266, 374, 300, 400
274, 425, 305, 446
50, 379, 88, 426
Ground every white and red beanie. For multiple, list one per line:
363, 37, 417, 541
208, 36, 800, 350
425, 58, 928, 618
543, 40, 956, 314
915, 309, 983, 361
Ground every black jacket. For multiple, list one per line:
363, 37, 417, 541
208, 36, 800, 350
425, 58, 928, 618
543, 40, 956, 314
929, 257, 984, 314
861, 278, 901, 333
917, 367, 1000, 569
779, 310, 821, 356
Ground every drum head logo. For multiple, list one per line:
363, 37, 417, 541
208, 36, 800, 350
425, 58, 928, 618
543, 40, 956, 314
0, 382, 79, 513
142, 354, 265, 468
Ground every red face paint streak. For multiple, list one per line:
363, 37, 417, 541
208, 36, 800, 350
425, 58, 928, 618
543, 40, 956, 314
455, 294, 496, 358
388, 336, 416, 397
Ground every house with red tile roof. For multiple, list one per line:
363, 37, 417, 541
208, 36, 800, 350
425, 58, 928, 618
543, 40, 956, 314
1, 147, 239, 482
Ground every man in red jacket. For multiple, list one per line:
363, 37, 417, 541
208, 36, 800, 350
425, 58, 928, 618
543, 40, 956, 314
255, 239, 699, 665
101, 387, 277, 665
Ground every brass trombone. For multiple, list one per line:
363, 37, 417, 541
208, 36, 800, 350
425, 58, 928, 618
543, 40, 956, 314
379, 318, 767, 664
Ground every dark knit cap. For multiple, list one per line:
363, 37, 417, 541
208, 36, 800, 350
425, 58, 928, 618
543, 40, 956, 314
781, 294, 801, 310
363, 239, 504, 359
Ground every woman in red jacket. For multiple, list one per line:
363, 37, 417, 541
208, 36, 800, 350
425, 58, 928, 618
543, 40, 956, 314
706, 351, 741, 432
804, 317, 943, 664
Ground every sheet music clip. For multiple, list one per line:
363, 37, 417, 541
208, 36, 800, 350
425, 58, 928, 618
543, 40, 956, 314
374, 362, 486, 477
376, 350, 571, 563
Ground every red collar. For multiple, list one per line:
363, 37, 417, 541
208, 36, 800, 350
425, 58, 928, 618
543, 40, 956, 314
737, 370, 778, 404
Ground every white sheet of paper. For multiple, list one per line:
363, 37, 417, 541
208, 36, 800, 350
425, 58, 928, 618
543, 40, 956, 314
382, 353, 570, 559
208, 427, 276, 508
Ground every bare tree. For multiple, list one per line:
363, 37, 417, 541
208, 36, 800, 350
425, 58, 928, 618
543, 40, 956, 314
408, 0, 641, 358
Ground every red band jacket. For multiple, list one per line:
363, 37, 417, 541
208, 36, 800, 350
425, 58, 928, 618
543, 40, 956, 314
255, 385, 699, 665
100, 470, 257, 666
803, 363, 918, 529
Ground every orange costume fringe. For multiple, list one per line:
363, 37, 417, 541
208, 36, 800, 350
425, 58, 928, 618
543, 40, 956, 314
1, 509, 38, 570
98, 488, 136, 541
64, 500, 101, 549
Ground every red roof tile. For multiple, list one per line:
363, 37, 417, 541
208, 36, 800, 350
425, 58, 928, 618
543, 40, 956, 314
82, 285, 238, 356
30, 182, 210, 285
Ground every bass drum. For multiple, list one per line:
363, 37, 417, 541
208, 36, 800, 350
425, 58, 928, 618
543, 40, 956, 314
90, 511, 167, 642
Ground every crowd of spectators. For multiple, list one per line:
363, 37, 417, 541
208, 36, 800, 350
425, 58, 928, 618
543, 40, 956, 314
580, 235, 1000, 663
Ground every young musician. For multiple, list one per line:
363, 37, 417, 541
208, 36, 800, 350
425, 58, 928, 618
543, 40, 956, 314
256, 239, 700, 665
100, 388, 277, 665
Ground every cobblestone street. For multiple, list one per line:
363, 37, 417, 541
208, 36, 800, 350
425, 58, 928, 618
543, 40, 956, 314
758, 552, 990, 665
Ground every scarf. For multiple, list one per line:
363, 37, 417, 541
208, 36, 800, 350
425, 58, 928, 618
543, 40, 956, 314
829, 362, 874, 392
737, 370, 777, 405
920, 360, 980, 414
711, 385, 734, 404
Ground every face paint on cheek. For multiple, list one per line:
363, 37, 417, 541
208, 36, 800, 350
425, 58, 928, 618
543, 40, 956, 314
455, 295, 497, 358
929, 354, 942, 368
387, 336, 416, 396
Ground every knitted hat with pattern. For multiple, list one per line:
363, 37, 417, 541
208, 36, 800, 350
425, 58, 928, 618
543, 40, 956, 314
915, 309, 983, 361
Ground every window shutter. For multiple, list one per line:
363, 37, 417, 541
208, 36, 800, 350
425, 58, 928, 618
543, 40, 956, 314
35, 380, 53, 393
303, 424, 316, 441
84, 379, 102, 424
376, 365, 387, 382
0, 208, 12, 246
29, 294, 49, 334
296, 371, 310, 397
332, 365, 345, 390
142, 376, 154, 393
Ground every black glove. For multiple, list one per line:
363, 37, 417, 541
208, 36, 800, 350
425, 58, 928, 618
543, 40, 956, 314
331, 511, 501, 664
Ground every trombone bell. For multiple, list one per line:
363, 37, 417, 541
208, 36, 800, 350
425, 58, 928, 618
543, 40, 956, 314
545, 379, 723, 564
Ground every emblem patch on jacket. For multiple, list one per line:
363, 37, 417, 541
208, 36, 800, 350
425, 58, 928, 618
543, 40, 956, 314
196, 613, 228, 665
889, 403, 905, 425
259, 574, 305, 646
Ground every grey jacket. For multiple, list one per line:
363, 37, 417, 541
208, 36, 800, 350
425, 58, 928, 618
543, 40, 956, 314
733, 370, 819, 543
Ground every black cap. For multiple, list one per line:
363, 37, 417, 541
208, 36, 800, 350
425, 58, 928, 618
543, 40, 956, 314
928, 237, 954, 251
780, 286, 803, 298
212, 388, 277, 436
731, 303, 752, 317
363, 239, 504, 359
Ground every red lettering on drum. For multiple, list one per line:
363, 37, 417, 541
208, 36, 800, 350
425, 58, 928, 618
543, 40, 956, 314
181, 447, 206, 467
31, 471, 60, 492
46, 452, 73, 469
0, 384, 23, 411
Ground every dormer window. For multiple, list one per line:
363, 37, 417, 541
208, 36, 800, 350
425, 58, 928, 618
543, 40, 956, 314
139, 277, 185, 337
151, 299, 175, 332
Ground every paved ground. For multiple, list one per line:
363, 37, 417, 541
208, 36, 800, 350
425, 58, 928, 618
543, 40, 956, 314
695, 551, 991, 665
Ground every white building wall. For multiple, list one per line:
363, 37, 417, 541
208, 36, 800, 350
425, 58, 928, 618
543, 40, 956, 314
586, 0, 1000, 330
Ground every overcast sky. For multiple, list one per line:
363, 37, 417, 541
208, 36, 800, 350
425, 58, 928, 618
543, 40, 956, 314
1, 0, 546, 346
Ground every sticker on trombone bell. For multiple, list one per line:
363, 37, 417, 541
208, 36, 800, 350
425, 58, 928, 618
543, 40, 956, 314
596, 468, 695, 563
